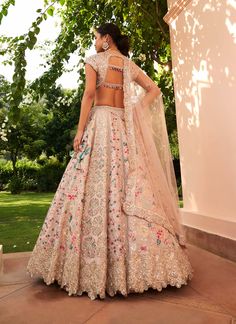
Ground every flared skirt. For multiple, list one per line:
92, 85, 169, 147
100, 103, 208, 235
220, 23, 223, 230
26, 104, 194, 300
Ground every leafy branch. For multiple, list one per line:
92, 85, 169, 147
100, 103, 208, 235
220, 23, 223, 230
8, 1, 59, 121
0, 0, 15, 25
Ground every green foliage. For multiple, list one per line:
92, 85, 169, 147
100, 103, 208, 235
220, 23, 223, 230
47, 6, 55, 16
0, 157, 66, 192
0, 0, 15, 25
0, 99, 48, 170
8, 173, 23, 194
42, 85, 82, 162
0, 159, 13, 190
0, 158, 39, 192
1, 0, 173, 118
10, 29, 39, 121
36, 157, 66, 192
0, 76, 83, 168
0, 75, 11, 110
1, 0, 181, 167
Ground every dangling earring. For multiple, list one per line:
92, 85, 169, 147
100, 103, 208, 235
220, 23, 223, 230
102, 41, 109, 51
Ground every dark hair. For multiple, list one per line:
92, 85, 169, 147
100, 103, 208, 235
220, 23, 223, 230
96, 22, 130, 57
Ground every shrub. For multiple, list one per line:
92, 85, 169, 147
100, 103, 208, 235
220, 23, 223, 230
8, 173, 23, 194
0, 157, 66, 193
36, 157, 66, 192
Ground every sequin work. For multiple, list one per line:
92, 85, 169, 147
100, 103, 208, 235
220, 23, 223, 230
27, 50, 194, 300
26, 104, 194, 300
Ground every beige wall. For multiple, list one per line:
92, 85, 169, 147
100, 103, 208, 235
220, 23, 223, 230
165, 0, 236, 239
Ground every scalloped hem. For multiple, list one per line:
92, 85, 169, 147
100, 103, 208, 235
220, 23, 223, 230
27, 268, 194, 301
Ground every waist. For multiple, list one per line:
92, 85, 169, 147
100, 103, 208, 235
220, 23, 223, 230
91, 105, 125, 113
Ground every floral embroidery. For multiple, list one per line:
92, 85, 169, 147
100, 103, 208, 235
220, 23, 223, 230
26, 52, 194, 300
156, 229, 164, 239
140, 245, 147, 251
128, 231, 136, 241
67, 194, 76, 200
135, 187, 142, 197
74, 144, 91, 170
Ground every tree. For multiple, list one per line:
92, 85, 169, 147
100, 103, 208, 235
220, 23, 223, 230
0, 75, 83, 167
42, 84, 83, 162
0, 76, 48, 172
0, 0, 179, 158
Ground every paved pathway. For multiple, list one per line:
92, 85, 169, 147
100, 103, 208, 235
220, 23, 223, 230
0, 244, 235, 324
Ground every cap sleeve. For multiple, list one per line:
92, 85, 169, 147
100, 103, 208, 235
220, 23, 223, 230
130, 60, 142, 81
84, 54, 98, 72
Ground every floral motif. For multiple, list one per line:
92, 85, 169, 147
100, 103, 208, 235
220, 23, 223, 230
26, 51, 194, 301
140, 245, 147, 251
68, 194, 76, 200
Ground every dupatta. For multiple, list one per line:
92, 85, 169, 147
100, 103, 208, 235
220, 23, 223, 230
122, 58, 187, 247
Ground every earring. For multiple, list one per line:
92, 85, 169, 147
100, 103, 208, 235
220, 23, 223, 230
102, 41, 109, 50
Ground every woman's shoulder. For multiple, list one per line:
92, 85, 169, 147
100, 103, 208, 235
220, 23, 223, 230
85, 51, 105, 60
84, 52, 106, 70
128, 56, 139, 66
128, 58, 143, 79
84, 52, 141, 77
84, 52, 98, 62
84, 52, 102, 72
85, 51, 133, 62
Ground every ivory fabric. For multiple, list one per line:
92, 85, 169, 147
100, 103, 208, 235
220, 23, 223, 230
26, 51, 194, 300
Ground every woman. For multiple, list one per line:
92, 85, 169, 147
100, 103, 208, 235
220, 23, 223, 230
26, 22, 194, 300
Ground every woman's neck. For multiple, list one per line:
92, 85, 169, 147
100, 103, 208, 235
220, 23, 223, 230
106, 47, 119, 52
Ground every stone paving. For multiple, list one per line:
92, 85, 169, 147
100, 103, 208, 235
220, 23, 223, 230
0, 244, 235, 324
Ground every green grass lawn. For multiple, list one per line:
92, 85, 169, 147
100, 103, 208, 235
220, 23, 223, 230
0, 191, 184, 254
0, 191, 54, 253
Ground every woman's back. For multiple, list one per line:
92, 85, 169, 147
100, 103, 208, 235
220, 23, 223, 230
85, 49, 138, 108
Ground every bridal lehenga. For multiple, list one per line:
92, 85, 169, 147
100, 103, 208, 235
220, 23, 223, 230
26, 49, 194, 300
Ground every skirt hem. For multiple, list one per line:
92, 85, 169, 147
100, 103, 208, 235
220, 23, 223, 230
26, 267, 194, 301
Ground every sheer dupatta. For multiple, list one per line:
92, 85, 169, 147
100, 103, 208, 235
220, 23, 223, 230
122, 59, 186, 247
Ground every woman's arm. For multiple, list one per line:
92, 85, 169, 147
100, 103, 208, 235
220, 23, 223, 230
77, 63, 97, 132
73, 63, 96, 152
133, 65, 161, 108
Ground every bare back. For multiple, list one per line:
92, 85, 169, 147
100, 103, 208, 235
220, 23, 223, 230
95, 54, 124, 108
85, 50, 126, 108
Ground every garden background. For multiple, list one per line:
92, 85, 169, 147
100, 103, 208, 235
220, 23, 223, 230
0, 0, 183, 253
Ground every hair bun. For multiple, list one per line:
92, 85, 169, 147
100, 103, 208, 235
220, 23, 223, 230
116, 34, 129, 56
96, 23, 130, 57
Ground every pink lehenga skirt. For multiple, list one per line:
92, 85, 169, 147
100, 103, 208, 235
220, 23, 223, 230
26, 104, 194, 300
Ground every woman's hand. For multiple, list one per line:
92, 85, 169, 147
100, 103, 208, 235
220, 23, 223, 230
73, 130, 84, 153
